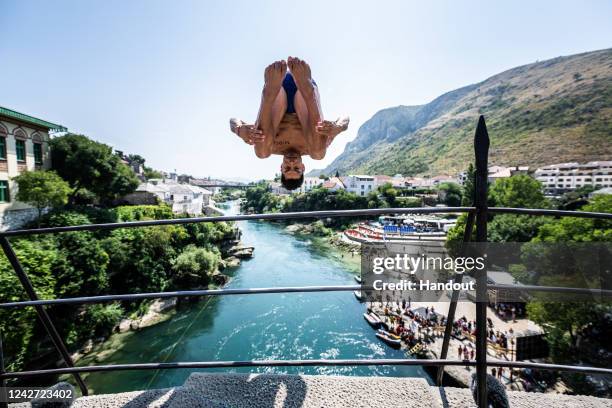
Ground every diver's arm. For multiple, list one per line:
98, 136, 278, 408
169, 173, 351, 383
229, 118, 264, 146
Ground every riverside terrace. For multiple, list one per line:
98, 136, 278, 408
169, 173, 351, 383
1, 117, 611, 408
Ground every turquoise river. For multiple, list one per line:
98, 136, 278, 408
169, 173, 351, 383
82, 202, 429, 394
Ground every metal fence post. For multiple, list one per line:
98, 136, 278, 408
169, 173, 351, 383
0, 237, 88, 396
0, 330, 7, 408
474, 115, 490, 408
436, 211, 475, 385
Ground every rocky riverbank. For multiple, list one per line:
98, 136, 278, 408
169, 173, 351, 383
283, 222, 362, 274
70, 227, 255, 364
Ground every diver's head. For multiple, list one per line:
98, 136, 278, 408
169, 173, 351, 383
280, 151, 305, 191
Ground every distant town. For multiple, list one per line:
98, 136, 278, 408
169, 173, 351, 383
0, 104, 610, 230
267, 162, 612, 198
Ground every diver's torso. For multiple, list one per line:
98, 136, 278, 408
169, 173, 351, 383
270, 113, 310, 156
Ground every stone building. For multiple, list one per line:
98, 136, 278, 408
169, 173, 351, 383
123, 179, 212, 215
0, 106, 67, 230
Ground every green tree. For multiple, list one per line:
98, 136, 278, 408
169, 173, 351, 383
485, 175, 549, 242
127, 154, 145, 165
378, 182, 398, 206
552, 185, 595, 210
448, 174, 550, 246
525, 196, 612, 365
526, 302, 608, 363
171, 246, 221, 288
461, 163, 475, 206
437, 182, 462, 207
536, 195, 612, 242
50, 134, 139, 204
143, 166, 163, 180
489, 174, 547, 208
13, 171, 72, 225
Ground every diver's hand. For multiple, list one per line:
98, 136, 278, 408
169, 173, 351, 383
316, 117, 350, 139
238, 124, 265, 145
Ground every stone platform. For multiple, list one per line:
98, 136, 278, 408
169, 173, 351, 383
10, 373, 612, 407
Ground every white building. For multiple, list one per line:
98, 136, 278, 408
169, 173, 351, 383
487, 166, 513, 183
124, 180, 212, 215
373, 175, 393, 188
0, 106, 64, 230
269, 181, 291, 195
341, 175, 375, 196
457, 166, 529, 185
534, 161, 612, 195
321, 177, 345, 192
299, 176, 323, 193
405, 177, 434, 190
374, 174, 408, 190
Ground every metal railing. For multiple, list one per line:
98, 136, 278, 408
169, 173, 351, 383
0, 116, 611, 408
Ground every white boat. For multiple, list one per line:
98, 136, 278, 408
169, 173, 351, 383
376, 331, 402, 348
354, 275, 362, 284
354, 290, 363, 301
363, 312, 382, 328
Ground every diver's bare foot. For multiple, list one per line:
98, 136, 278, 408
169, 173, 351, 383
316, 116, 350, 139
263, 60, 287, 100
288, 56, 314, 99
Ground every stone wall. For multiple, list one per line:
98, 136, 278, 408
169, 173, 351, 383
0, 207, 46, 231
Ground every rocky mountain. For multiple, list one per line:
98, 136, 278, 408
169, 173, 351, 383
311, 48, 612, 177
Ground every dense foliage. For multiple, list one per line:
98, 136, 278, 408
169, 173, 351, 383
436, 182, 462, 207
50, 134, 140, 205
242, 182, 425, 229
447, 175, 612, 382
0, 205, 234, 375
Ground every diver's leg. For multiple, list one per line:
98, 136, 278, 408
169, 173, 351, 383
288, 57, 326, 158
289, 57, 323, 127
254, 60, 287, 158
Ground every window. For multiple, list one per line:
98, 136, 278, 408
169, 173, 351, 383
0, 137, 6, 160
16, 140, 26, 162
33, 143, 43, 164
0, 181, 9, 202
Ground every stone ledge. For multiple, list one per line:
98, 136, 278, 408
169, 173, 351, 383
430, 385, 611, 408
9, 373, 612, 407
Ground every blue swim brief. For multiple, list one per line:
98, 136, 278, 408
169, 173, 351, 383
282, 73, 316, 114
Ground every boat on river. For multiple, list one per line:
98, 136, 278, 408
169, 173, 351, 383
376, 329, 402, 348
363, 312, 382, 328
344, 216, 455, 243
354, 290, 363, 301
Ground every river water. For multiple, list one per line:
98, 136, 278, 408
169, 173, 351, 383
83, 202, 429, 394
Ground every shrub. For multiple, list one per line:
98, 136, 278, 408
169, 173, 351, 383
171, 246, 221, 288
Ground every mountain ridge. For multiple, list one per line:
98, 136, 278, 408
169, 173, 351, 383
310, 48, 612, 177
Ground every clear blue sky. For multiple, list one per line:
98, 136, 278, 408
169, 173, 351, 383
1, 1, 610, 180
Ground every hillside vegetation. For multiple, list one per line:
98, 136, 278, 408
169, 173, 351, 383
312, 48, 612, 176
